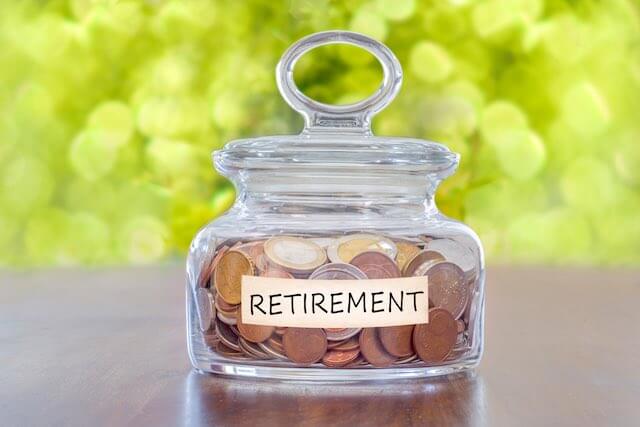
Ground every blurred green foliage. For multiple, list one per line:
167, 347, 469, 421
0, 0, 639, 267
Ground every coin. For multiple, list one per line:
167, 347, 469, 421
378, 325, 415, 357
327, 234, 397, 263
274, 327, 287, 336
216, 309, 237, 326
236, 241, 270, 272
236, 310, 274, 343
215, 294, 238, 313
402, 249, 445, 277
395, 242, 421, 272
282, 328, 327, 365
260, 267, 294, 279
322, 349, 360, 368
308, 237, 336, 249
203, 245, 229, 288
234, 240, 265, 261
263, 236, 327, 275
413, 308, 457, 363
215, 341, 243, 358
202, 331, 218, 348
329, 335, 360, 351
309, 263, 367, 280
425, 261, 468, 320
359, 328, 395, 368
456, 319, 466, 334
267, 335, 285, 353
239, 337, 273, 359
215, 318, 240, 352
257, 341, 288, 360
427, 238, 477, 274
215, 250, 254, 305
349, 251, 401, 279
196, 288, 215, 332
346, 355, 367, 367
394, 354, 418, 364
324, 328, 361, 341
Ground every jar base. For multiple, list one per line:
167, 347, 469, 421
191, 356, 480, 382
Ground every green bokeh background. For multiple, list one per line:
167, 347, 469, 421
1, 0, 639, 267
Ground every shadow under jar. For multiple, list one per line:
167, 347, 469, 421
186, 31, 485, 381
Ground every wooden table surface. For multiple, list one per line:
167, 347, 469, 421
1, 265, 639, 427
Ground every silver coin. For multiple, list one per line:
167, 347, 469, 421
324, 328, 362, 341
308, 237, 336, 249
395, 354, 418, 364
238, 337, 273, 360
309, 263, 367, 280
427, 238, 477, 274
257, 342, 289, 360
196, 288, 214, 332
216, 311, 237, 326
263, 236, 327, 274
413, 259, 444, 277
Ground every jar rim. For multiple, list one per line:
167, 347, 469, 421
214, 134, 460, 175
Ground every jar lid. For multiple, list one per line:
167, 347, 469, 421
215, 31, 459, 175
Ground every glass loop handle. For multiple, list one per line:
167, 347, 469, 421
276, 31, 403, 135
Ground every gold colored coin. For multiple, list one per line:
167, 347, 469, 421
395, 242, 421, 272
328, 234, 397, 263
214, 250, 254, 305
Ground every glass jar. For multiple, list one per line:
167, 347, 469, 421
186, 31, 485, 381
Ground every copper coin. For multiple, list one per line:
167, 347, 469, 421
329, 335, 360, 351
215, 250, 254, 305
322, 349, 360, 368
359, 328, 395, 368
402, 250, 445, 277
202, 245, 229, 288
378, 325, 415, 357
309, 263, 367, 280
426, 262, 468, 320
215, 294, 238, 313
215, 318, 240, 352
196, 288, 215, 332
346, 355, 367, 367
282, 328, 327, 365
260, 267, 294, 279
234, 240, 265, 261
413, 308, 457, 363
236, 310, 274, 343
253, 253, 271, 273
349, 251, 400, 279
324, 327, 361, 341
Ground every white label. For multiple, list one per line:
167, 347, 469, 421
241, 275, 428, 328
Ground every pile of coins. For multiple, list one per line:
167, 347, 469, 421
194, 233, 478, 368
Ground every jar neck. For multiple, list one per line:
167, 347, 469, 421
230, 169, 441, 218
